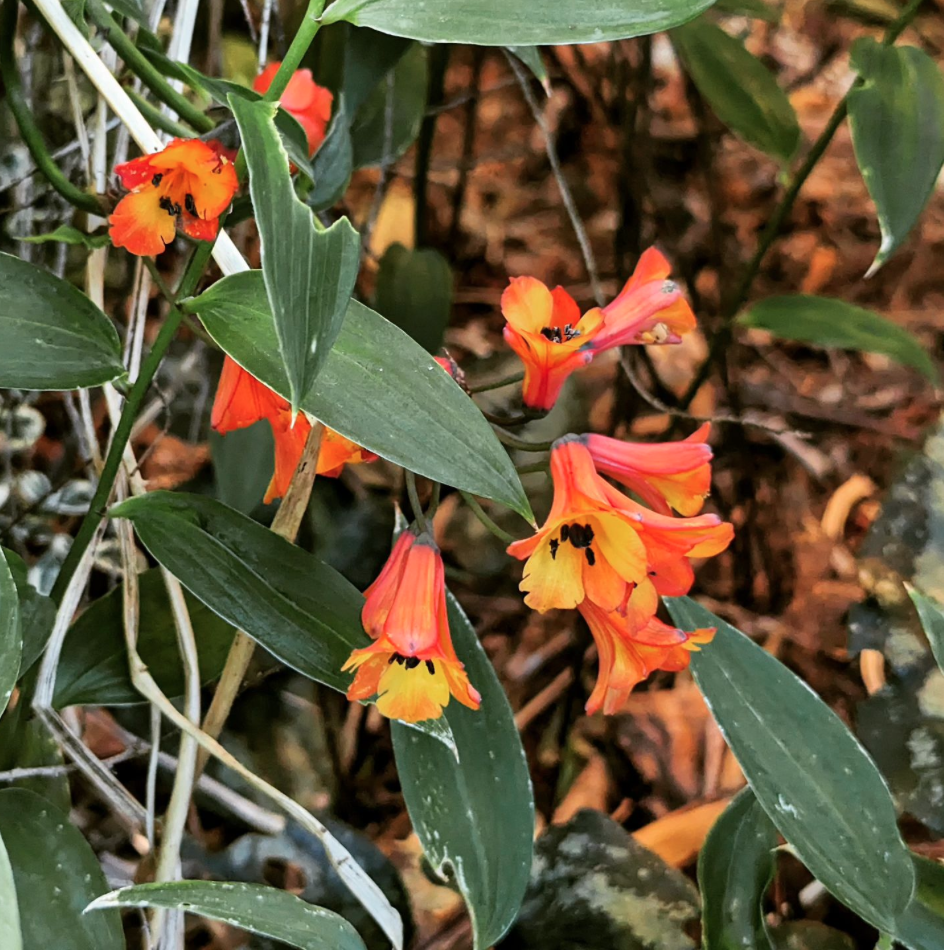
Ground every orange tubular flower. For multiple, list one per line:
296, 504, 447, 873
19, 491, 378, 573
585, 423, 713, 516
501, 277, 604, 411
211, 357, 375, 502
506, 435, 733, 612
590, 247, 697, 352
253, 63, 333, 157
343, 532, 481, 722
109, 139, 238, 257
579, 600, 715, 715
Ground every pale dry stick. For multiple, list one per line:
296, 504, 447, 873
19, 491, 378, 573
31, 0, 250, 279
258, 0, 274, 72
61, 54, 92, 181
505, 50, 604, 308
117, 591, 405, 950
195, 420, 326, 778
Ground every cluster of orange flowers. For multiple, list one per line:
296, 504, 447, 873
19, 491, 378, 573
108, 63, 733, 725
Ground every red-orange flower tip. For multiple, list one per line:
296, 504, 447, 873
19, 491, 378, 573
109, 138, 238, 257
344, 531, 481, 722
317, 429, 379, 479
591, 247, 697, 352
253, 63, 333, 157
585, 423, 713, 516
434, 354, 467, 389
579, 600, 716, 715
501, 277, 603, 411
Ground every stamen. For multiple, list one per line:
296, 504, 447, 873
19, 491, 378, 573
549, 538, 559, 560
184, 193, 197, 216
404, 656, 421, 670
425, 660, 436, 675
560, 524, 570, 542
585, 548, 595, 566
539, 324, 581, 343
159, 196, 180, 217
151, 173, 163, 186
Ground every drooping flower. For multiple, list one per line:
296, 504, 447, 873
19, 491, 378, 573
211, 357, 374, 503
109, 138, 238, 257
585, 423, 713, 516
579, 600, 715, 715
506, 435, 732, 613
253, 63, 333, 157
590, 247, 696, 352
343, 531, 481, 722
501, 277, 604, 411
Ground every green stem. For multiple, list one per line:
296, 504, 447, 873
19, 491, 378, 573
128, 88, 195, 140
679, 0, 926, 410
461, 492, 516, 545
493, 427, 555, 453
0, 0, 102, 214
260, 0, 328, 103
50, 243, 214, 606
85, 0, 214, 134
468, 371, 525, 394
516, 460, 549, 476
405, 471, 429, 534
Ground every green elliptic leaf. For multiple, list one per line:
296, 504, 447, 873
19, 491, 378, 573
374, 244, 453, 353
308, 101, 354, 212
321, 0, 716, 45
23, 226, 111, 250
54, 567, 236, 707
672, 19, 799, 161
391, 592, 534, 950
699, 787, 777, 950
848, 39, 944, 275
342, 28, 412, 117
0, 253, 124, 390
665, 596, 915, 934
0, 831, 22, 950
508, 46, 549, 89
229, 95, 360, 414
184, 272, 531, 519
0, 549, 21, 718
350, 44, 427, 168
2, 548, 54, 677
908, 587, 944, 675
739, 295, 937, 381
87, 881, 367, 950
110, 492, 368, 694
0, 789, 123, 950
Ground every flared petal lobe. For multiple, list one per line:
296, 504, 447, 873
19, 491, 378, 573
586, 423, 713, 516
591, 247, 696, 352
346, 531, 480, 722
253, 63, 334, 157
501, 277, 603, 410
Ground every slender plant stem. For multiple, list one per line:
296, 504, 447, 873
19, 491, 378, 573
493, 427, 555, 453
194, 421, 325, 779
469, 370, 525, 394
680, 0, 926, 410
85, 0, 214, 133
461, 492, 516, 545
405, 471, 429, 534
0, 0, 102, 214
128, 87, 194, 139
260, 0, 327, 103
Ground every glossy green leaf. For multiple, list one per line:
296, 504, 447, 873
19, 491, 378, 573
699, 787, 777, 950
374, 244, 453, 353
665, 596, 915, 933
0, 550, 20, 718
321, 0, 716, 45
848, 39, 944, 275
87, 881, 367, 950
231, 95, 360, 414
110, 492, 367, 693
308, 102, 354, 211
2, 548, 54, 677
23, 226, 110, 249
0, 789, 122, 950
391, 592, 534, 949
672, 19, 799, 161
508, 46, 549, 89
908, 587, 944, 675
342, 27, 412, 117
184, 272, 530, 518
4, 718, 71, 815
0, 831, 21, 950
0, 253, 124, 390
54, 567, 236, 707
350, 44, 427, 168
210, 423, 275, 515
739, 295, 937, 381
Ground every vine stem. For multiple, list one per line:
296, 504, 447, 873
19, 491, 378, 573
194, 421, 325, 779
405, 471, 430, 534
461, 491, 516, 545
259, 0, 327, 103
680, 0, 926, 410
468, 370, 524, 394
